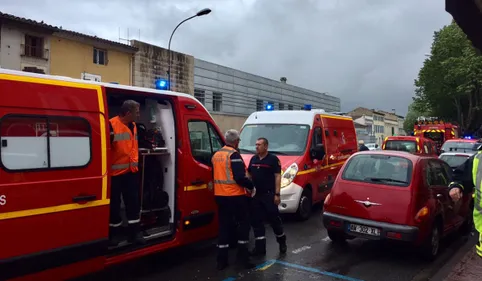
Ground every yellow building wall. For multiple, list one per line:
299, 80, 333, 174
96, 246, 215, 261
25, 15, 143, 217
50, 36, 131, 85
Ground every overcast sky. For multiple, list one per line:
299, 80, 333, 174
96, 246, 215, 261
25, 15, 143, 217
2, 0, 452, 115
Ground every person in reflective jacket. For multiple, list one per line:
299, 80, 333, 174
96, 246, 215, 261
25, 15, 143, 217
212, 129, 256, 270
449, 144, 482, 258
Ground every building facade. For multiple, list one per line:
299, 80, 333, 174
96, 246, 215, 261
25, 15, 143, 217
131, 40, 194, 94
347, 107, 405, 145
0, 13, 56, 74
193, 59, 341, 132
50, 30, 137, 85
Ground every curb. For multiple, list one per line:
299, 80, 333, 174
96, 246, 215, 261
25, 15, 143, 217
430, 233, 477, 281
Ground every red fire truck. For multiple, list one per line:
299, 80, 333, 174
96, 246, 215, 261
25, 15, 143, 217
413, 117, 460, 152
0, 69, 224, 280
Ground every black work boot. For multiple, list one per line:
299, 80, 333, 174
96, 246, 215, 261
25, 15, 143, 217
108, 226, 122, 247
237, 244, 256, 269
217, 247, 229, 270
277, 235, 287, 254
127, 223, 146, 245
250, 239, 267, 256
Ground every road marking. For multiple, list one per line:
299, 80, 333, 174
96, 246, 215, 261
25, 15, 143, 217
322, 236, 331, 242
292, 245, 311, 254
275, 260, 365, 281
224, 259, 365, 281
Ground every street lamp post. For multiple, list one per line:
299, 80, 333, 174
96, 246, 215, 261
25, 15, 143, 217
167, 8, 212, 91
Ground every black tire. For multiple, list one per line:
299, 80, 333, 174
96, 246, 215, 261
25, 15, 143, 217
296, 189, 312, 221
422, 222, 442, 261
328, 230, 346, 243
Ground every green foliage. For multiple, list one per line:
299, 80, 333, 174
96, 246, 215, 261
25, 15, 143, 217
413, 22, 482, 131
403, 103, 426, 134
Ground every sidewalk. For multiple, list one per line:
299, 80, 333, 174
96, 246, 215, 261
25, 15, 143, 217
444, 249, 482, 281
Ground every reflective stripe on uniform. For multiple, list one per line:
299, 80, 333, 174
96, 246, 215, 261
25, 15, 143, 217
112, 162, 139, 170
276, 233, 286, 238
113, 132, 131, 141
476, 233, 482, 257
238, 240, 249, 244
128, 219, 140, 224
213, 149, 238, 185
473, 152, 482, 234
109, 222, 122, 227
255, 236, 266, 240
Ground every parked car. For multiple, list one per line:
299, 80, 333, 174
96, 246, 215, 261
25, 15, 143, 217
323, 150, 473, 260
382, 136, 438, 156
439, 152, 473, 171
365, 143, 379, 150
440, 139, 480, 155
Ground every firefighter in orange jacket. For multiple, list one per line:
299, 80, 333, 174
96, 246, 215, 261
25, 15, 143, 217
109, 100, 146, 246
212, 129, 255, 270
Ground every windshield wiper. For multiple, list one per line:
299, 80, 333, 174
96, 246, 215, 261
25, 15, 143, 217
365, 177, 408, 184
238, 148, 255, 154
270, 151, 288, 155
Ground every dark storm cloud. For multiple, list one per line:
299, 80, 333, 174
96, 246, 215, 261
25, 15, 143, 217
1, 0, 451, 115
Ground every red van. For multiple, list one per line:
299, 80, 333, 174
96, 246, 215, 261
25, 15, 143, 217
323, 150, 473, 260
382, 136, 438, 156
0, 69, 224, 280
238, 109, 358, 220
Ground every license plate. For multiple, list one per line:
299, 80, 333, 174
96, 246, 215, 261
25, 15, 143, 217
348, 223, 380, 236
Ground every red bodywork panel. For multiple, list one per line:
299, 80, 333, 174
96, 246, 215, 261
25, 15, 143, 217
0, 72, 221, 280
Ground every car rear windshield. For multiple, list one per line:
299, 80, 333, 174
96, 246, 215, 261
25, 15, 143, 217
441, 142, 479, 153
384, 140, 417, 153
439, 154, 470, 168
342, 154, 413, 187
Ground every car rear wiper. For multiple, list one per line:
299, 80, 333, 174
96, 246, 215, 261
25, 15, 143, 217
365, 177, 408, 184
270, 151, 288, 155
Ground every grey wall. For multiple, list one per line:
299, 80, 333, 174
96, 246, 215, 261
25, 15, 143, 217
193, 59, 341, 116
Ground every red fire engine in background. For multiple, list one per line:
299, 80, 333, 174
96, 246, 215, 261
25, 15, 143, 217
413, 117, 460, 152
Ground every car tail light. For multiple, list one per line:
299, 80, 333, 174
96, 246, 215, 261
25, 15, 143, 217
324, 193, 331, 205
329, 220, 342, 227
387, 232, 402, 240
415, 206, 429, 223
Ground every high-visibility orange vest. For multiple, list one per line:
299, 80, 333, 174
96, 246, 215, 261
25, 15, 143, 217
110, 116, 139, 176
212, 146, 246, 196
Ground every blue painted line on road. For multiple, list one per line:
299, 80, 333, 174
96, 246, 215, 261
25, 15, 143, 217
221, 277, 236, 281
274, 260, 365, 281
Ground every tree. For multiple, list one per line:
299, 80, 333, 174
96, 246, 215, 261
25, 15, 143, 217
413, 21, 482, 131
403, 102, 427, 134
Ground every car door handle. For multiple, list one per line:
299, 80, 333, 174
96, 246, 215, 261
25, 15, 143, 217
72, 195, 97, 203
191, 180, 205, 186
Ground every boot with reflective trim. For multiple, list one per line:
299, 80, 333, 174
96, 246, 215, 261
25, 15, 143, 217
277, 234, 287, 254
127, 223, 146, 245
237, 243, 256, 269
249, 238, 266, 256
217, 245, 229, 270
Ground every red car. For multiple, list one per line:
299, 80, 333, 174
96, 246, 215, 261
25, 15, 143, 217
322, 150, 473, 260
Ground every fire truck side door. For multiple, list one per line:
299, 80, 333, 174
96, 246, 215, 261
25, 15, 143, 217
180, 115, 222, 244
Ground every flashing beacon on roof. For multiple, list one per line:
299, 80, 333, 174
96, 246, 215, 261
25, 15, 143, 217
303, 104, 312, 111
265, 103, 274, 111
155, 79, 168, 90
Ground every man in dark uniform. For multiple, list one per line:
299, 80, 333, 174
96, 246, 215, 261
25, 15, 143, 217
248, 137, 287, 256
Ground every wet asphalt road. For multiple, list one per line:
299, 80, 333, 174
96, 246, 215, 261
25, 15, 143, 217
84, 206, 473, 281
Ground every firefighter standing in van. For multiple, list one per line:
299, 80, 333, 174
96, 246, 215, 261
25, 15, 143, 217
109, 100, 146, 246
212, 129, 255, 270
449, 142, 482, 258
247, 137, 287, 256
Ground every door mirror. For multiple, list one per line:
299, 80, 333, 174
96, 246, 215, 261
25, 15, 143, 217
311, 143, 325, 160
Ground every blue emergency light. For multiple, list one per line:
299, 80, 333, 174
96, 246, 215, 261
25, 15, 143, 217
464, 136, 473, 140
265, 103, 274, 111
155, 79, 168, 90
303, 104, 312, 111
